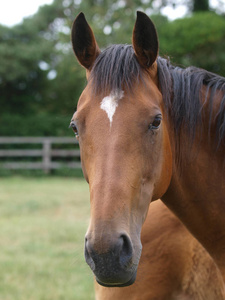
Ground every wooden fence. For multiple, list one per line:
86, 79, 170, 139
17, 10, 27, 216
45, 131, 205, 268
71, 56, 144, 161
0, 137, 81, 173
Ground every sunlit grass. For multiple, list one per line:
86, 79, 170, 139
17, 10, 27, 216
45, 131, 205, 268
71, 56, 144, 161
0, 177, 94, 300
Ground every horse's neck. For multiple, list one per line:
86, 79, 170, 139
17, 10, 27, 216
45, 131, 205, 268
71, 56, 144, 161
162, 133, 225, 277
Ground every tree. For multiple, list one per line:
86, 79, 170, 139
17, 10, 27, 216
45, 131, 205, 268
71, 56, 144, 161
158, 12, 225, 75
0, 0, 224, 137
193, 0, 209, 11
0, 1, 85, 136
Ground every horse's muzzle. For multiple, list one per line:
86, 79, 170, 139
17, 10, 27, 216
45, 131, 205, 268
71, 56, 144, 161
84, 233, 138, 287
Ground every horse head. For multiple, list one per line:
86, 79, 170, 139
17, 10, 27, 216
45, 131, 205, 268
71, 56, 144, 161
71, 12, 172, 287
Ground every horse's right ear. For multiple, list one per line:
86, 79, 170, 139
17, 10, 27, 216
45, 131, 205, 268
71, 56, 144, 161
71, 13, 100, 70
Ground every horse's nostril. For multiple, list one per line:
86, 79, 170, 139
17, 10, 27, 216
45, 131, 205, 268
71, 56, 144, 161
119, 234, 133, 267
84, 238, 90, 259
85, 236, 93, 258
85, 237, 96, 271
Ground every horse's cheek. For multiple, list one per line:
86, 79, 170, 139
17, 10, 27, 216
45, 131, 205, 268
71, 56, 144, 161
152, 130, 172, 200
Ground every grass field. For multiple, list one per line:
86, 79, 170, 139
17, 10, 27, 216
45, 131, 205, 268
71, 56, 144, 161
0, 177, 95, 300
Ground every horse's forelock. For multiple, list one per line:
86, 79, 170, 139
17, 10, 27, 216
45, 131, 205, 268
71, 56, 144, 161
89, 44, 144, 95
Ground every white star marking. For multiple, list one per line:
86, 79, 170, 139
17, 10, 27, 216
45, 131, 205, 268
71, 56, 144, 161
100, 90, 124, 127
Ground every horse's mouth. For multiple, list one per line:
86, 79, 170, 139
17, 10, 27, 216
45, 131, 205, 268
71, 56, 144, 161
96, 270, 137, 288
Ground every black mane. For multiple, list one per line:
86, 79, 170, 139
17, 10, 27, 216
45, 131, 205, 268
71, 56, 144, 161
89, 44, 143, 94
89, 44, 225, 147
157, 57, 225, 146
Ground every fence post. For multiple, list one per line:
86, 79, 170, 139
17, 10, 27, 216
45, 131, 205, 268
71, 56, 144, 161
43, 139, 51, 174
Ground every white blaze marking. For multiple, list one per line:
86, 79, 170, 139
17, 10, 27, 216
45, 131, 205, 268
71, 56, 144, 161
100, 90, 124, 127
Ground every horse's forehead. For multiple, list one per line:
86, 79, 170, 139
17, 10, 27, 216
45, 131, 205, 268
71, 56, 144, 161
100, 90, 124, 127
77, 82, 162, 126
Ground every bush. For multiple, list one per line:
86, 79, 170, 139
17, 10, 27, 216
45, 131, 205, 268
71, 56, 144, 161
0, 113, 72, 136
159, 12, 225, 76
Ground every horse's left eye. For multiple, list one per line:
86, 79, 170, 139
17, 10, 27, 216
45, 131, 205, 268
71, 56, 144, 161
149, 116, 162, 130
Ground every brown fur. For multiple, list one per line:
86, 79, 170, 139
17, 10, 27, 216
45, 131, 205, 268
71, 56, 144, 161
71, 11, 225, 293
95, 201, 225, 299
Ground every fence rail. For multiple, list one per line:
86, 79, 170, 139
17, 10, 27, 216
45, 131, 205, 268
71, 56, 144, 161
0, 137, 81, 173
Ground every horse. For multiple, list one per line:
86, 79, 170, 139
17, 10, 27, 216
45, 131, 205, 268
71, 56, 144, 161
95, 201, 225, 299
70, 11, 225, 287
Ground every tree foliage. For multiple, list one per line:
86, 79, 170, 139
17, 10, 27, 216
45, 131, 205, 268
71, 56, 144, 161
193, 0, 209, 12
159, 12, 225, 75
0, 0, 224, 136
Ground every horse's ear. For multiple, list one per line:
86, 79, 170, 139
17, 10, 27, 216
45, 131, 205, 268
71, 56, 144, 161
71, 12, 100, 70
132, 11, 158, 68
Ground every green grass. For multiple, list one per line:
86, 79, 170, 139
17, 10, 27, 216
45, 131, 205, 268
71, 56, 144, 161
0, 177, 95, 300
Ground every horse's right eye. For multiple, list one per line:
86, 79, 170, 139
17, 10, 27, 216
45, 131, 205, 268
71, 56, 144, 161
69, 121, 79, 138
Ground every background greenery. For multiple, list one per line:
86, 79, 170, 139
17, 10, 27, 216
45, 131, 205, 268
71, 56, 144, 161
0, 3, 224, 298
0, 177, 94, 300
0, 0, 224, 137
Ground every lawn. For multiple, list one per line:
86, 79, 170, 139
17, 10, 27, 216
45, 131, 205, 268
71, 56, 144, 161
0, 177, 95, 300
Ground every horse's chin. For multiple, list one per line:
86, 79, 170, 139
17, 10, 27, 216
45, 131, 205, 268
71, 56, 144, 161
96, 270, 137, 288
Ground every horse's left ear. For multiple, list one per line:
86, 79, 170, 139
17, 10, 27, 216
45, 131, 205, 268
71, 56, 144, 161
71, 12, 100, 70
132, 11, 158, 68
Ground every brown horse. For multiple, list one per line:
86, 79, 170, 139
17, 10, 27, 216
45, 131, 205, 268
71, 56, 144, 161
95, 201, 225, 299
70, 11, 225, 287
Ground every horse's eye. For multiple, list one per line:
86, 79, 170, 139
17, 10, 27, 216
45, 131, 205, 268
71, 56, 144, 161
69, 121, 79, 138
149, 116, 162, 130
